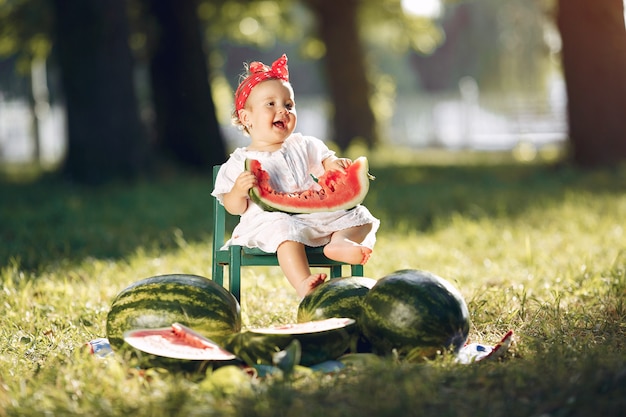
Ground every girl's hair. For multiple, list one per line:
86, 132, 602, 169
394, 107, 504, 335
231, 64, 252, 136
231, 54, 290, 136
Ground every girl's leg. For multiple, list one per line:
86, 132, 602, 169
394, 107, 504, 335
277, 240, 327, 297
323, 223, 373, 265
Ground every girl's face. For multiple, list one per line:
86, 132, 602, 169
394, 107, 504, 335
238, 79, 297, 151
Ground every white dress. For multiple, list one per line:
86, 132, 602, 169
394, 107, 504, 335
211, 133, 380, 252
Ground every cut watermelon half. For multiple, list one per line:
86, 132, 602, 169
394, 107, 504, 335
225, 317, 357, 366
250, 317, 355, 335
123, 323, 237, 361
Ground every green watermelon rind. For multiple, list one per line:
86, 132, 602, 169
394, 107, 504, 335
297, 276, 378, 354
106, 274, 242, 355
225, 318, 357, 367
297, 276, 377, 323
361, 269, 470, 360
246, 156, 371, 214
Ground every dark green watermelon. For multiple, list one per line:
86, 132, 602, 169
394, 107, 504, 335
106, 274, 241, 354
360, 269, 470, 361
297, 276, 377, 353
297, 276, 377, 322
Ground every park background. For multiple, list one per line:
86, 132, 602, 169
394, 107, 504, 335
1, 1, 625, 416
1, 0, 625, 179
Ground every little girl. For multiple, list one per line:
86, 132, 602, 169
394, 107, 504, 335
212, 54, 379, 297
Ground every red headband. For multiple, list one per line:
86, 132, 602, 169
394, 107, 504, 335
234, 54, 289, 113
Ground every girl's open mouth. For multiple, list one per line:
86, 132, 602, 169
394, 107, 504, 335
273, 120, 285, 129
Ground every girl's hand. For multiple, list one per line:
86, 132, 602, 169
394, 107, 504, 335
231, 171, 257, 197
324, 157, 352, 173
223, 171, 257, 215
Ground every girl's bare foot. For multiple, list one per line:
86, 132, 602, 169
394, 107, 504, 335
298, 273, 327, 297
323, 239, 372, 265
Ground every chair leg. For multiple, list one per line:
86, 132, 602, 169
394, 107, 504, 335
229, 246, 242, 302
330, 265, 342, 278
212, 261, 224, 287
351, 264, 364, 277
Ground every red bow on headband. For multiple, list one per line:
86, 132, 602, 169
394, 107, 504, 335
235, 54, 289, 112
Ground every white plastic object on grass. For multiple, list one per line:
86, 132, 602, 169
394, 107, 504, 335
456, 330, 514, 364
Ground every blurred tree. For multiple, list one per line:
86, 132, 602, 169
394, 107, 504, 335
0, 0, 53, 77
1, 0, 228, 180
143, 0, 226, 169
410, 0, 551, 94
0, 0, 54, 166
557, 0, 626, 168
198, 0, 437, 151
303, 0, 378, 150
50, 0, 148, 184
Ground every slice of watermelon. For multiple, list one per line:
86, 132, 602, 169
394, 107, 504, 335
123, 323, 237, 361
246, 156, 373, 214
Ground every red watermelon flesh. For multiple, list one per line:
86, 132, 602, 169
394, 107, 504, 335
123, 323, 237, 361
246, 156, 372, 213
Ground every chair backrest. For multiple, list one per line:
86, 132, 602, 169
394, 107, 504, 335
212, 165, 226, 254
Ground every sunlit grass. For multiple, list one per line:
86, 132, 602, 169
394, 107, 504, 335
1, 151, 625, 416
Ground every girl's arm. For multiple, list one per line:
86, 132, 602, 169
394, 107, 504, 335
222, 171, 257, 215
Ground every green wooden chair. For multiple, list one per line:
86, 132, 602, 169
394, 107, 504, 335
211, 165, 364, 301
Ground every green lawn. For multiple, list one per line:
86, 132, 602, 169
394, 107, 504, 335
1, 150, 625, 416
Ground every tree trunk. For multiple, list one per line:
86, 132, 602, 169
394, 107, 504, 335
557, 0, 626, 168
147, 0, 226, 169
305, 0, 378, 150
52, 0, 147, 184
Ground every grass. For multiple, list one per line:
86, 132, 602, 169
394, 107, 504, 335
1, 149, 625, 416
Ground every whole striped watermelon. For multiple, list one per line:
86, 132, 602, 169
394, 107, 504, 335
297, 276, 377, 322
297, 276, 377, 353
361, 269, 470, 361
106, 274, 241, 355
